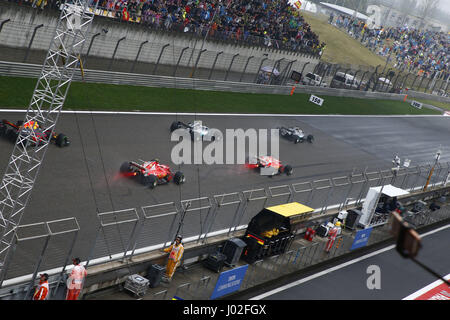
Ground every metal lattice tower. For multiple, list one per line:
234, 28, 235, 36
0, 0, 96, 286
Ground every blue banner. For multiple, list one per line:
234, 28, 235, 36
350, 227, 373, 250
210, 265, 249, 300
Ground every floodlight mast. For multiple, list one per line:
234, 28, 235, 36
0, 0, 96, 287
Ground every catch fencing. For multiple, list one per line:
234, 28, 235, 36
64, 160, 450, 267
3, 161, 449, 282
1, 16, 448, 97
0, 18, 317, 85
1, 160, 449, 299
165, 202, 450, 300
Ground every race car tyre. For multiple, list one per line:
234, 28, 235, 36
174, 171, 185, 185
283, 165, 293, 176
55, 133, 69, 147
170, 121, 182, 132
140, 174, 158, 189
307, 135, 314, 143
294, 137, 300, 144
147, 175, 158, 189
120, 162, 132, 173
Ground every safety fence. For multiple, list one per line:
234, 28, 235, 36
0, 18, 316, 85
313, 61, 449, 97
0, 11, 447, 96
159, 202, 450, 300
1, 161, 449, 299
2, 160, 449, 284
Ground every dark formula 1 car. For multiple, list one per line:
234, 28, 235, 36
279, 126, 314, 144
246, 155, 293, 176
0, 119, 70, 147
120, 159, 185, 189
170, 120, 216, 141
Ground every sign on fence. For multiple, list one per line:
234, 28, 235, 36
210, 265, 248, 300
309, 94, 324, 106
410, 100, 423, 109
350, 227, 373, 250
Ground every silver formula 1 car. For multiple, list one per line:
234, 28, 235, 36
170, 120, 216, 141
279, 126, 314, 144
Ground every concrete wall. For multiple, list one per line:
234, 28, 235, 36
0, 2, 320, 79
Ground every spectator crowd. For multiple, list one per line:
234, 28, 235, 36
329, 13, 449, 81
8, 0, 325, 56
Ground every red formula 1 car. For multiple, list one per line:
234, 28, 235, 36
0, 119, 69, 147
246, 155, 293, 176
120, 159, 185, 189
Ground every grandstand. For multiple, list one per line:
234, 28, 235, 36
1, 0, 448, 94
7, 0, 324, 55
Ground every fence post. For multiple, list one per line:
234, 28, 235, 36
224, 53, 239, 81
108, 36, 126, 71
381, 69, 392, 91
23, 24, 44, 63
418, 74, 427, 92
350, 69, 361, 88
319, 64, 330, 87
425, 75, 434, 93
392, 73, 401, 91
402, 73, 411, 89
0, 19, 11, 34
239, 55, 253, 82
208, 51, 223, 80
173, 46, 189, 77
51, 218, 80, 298
343, 68, 350, 82
410, 75, 420, 91
153, 43, 170, 74
281, 59, 296, 85
25, 223, 52, 300
371, 64, 381, 92
85, 225, 104, 268
130, 40, 148, 73
300, 61, 310, 79
430, 73, 441, 94
84, 32, 101, 67
358, 70, 369, 89
191, 48, 206, 78
268, 58, 283, 85
254, 57, 268, 83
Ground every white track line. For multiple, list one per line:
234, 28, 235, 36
0, 109, 446, 118
250, 223, 450, 300
402, 273, 450, 300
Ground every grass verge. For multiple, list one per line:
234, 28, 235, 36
0, 76, 441, 115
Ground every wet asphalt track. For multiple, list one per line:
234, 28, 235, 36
0, 111, 449, 279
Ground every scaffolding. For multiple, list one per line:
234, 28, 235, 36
0, 0, 96, 286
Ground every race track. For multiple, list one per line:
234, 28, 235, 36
0, 111, 449, 280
